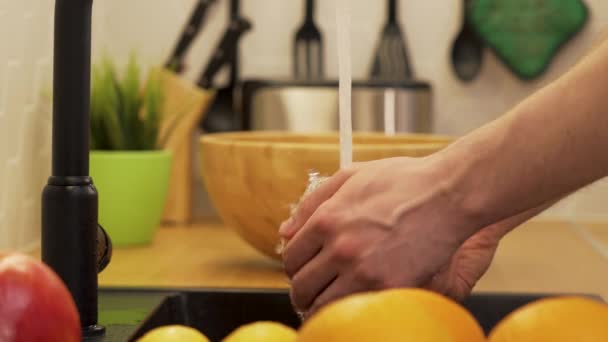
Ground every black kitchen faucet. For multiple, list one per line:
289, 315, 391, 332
41, 0, 112, 338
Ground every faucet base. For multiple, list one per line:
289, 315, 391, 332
42, 176, 102, 332
83, 324, 106, 339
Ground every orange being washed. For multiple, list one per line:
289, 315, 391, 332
297, 289, 468, 342
488, 296, 608, 341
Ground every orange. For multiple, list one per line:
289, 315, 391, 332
382, 288, 486, 341
489, 296, 608, 342
297, 289, 456, 342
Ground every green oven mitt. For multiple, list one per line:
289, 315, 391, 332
469, 0, 589, 80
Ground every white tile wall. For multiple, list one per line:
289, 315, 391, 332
89, 0, 608, 223
2, 0, 608, 250
0, 0, 53, 251
96, 0, 608, 135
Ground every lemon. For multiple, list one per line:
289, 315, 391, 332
137, 325, 210, 342
223, 321, 297, 342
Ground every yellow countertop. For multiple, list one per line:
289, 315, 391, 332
98, 219, 608, 300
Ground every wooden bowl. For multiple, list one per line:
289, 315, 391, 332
199, 131, 453, 260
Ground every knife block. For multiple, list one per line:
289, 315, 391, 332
158, 69, 215, 224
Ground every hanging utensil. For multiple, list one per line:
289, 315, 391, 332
369, 0, 414, 81
468, 0, 587, 80
294, 0, 324, 81
165, 0, 217, 74
198, 0, 251, 132
197, 18, 251, 89
451, 0, 483, 82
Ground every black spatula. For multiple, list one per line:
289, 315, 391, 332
369, 0, 414, 81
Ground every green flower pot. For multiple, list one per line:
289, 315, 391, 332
90, 150, 172, 246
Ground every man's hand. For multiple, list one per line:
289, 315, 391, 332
421, 227, 500, 301
423, 195, 555, 301
280, 157, 475, 318
280, 157, 553, 318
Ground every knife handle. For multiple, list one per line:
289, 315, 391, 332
166, 0, 216, 73
197, 17, 252, 89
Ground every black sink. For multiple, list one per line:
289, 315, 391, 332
92, 287, 604, 342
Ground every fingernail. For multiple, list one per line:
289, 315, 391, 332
279, 217, 294, 236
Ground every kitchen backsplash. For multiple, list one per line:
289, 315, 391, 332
1, 0, 607, 250
0, 0, 54, 251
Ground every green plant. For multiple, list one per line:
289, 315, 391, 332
90, 55, 167, 150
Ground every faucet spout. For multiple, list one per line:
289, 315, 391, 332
51, 0, 93, 177
41, 0, 110, 338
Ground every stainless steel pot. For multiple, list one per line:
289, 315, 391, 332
239, 80, 432, 133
